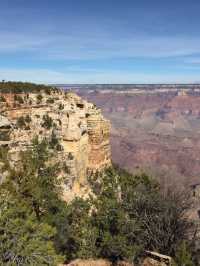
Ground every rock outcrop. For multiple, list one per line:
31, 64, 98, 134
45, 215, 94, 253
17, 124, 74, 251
64, 259, 134, 266
64, 259, 112, 266
0, 90, 111, 200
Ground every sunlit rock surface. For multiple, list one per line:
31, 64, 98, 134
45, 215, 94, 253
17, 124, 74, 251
0, 90, 111, 200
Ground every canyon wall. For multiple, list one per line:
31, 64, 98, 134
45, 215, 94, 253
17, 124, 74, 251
77, 89, 200, 188
0, 90, 111, 200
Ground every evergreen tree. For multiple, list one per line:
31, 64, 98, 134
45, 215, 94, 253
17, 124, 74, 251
0, 189, 62, 266
89, 168, 142, 263
4, 137, 62, 221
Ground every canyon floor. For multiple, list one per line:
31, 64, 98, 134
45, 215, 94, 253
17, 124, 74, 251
75, 87, 200, 189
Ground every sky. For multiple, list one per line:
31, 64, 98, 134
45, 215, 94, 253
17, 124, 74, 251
1, 0, 200, 84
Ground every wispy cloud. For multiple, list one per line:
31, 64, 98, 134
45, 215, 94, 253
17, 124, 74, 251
1, 30, 200, 60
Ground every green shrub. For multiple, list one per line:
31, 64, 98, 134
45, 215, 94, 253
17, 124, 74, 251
24, 114, 32, 123
59, 103, 64, 110
0, 193, 62, 266
174, 241, 194, 266
49, 131, 59, 149
16, 116, 26, 128
0, 131, 10, 141
46, 98, 55, 104
0, 81, 58, 94
37, 94, 43, 104
14, 94, 24, 104
63, 163, 71, 174
68, 152, 74, 160
16, 116, 31, 130
56, 144, 63, 151
0, 95, 6, 102
42, 114, 53, 129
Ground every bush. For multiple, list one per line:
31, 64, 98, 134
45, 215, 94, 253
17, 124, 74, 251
68, 152, 74, 160
0, 138, 65, 265
42, 114, 53, 129
16, 116, 31, 130
49, 131, 62, 150
16, 116, 26, 129
24, 114, 32, 123
46, 98, 55, 104
0, 95, 6, 102
84, 168, 195, 263
174, 241, 194, 266
0, 131, 10, 141
0, 81, 58, 94
59, 103, 64, 110
37, 94, 43, 104
0, 190, 63, 266
14, 94, 24, 104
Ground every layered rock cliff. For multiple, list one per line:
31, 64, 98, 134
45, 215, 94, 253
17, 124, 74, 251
78, 89, 200, 187
0, 90, 111, 200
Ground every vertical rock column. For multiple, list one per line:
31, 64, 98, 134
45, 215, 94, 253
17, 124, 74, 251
87, 111, 111, 173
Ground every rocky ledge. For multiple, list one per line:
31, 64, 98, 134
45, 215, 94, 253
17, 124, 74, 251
0, 90, 111, 200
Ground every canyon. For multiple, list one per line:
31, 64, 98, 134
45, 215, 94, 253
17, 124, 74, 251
0, 84, 194, 265
74, 85, 200, 189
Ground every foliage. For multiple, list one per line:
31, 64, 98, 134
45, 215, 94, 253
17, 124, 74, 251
0, 95, 6, 102
89, 168, 142, 263
46, 98, 55, 104
24, 114, 32, 124
68, 152, 74, 160
16, 116, 26, 129
42, 114, 53, 129
59, 103, 64, 110
174, 241, 194, 266
16, 115, 31, 130
14, 94, 24, 104
0, 136, 197, 265
59, 198, 96, 262
0, 138, 65, 265
119, 169, 193, 257
0, 190, 62, 266
37, 94, 43, 104
49, 131, 59, 148
0, 81, 58, 94
3, 137, 62, 220
85, 168, 195, 263
49, 132, 63, 151
0, 130, 10, 141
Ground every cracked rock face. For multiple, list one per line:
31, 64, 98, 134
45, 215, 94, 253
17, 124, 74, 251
0, 90, 111, 201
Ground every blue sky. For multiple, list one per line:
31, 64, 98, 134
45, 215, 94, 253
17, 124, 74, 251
1, 0, 200, 83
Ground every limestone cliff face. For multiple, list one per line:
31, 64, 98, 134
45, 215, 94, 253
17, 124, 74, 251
0, 90, 111, 200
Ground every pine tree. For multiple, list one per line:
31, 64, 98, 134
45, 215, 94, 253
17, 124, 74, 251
0, 189, 63, 266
